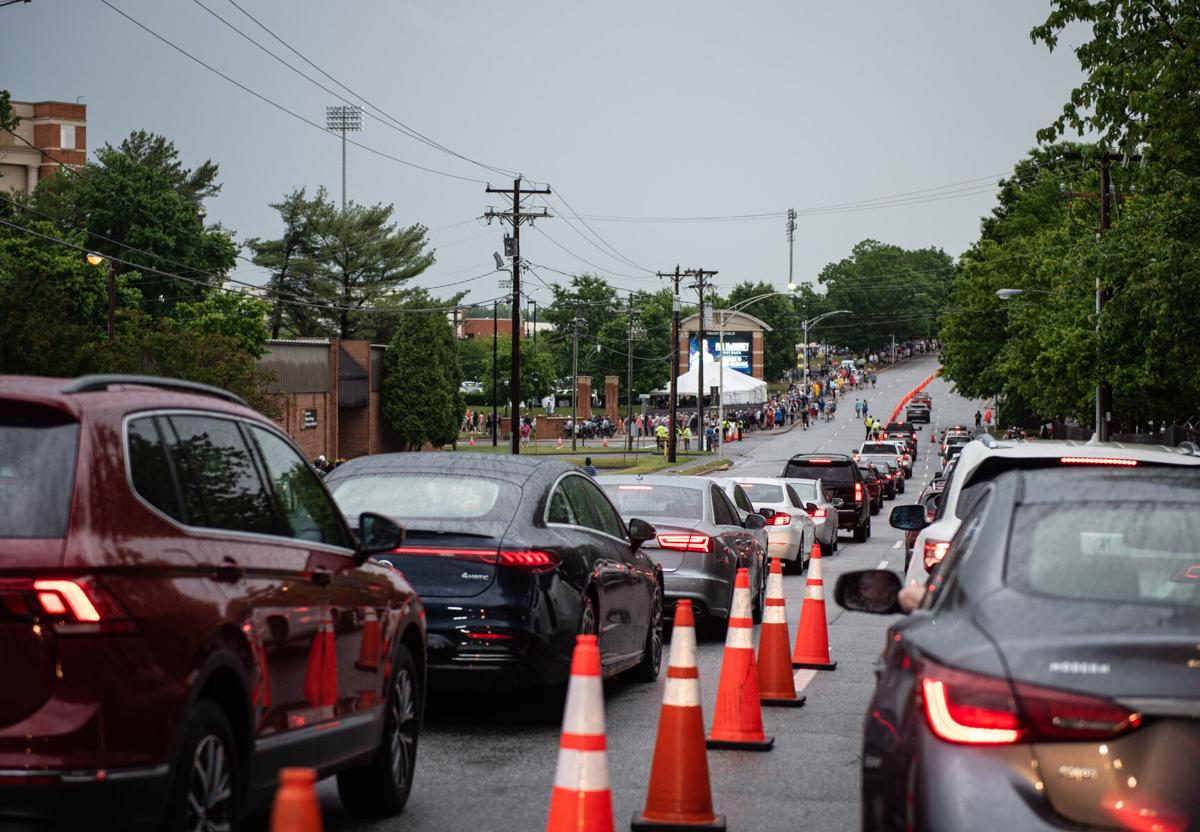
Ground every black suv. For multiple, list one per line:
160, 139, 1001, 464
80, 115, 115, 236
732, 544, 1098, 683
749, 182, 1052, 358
780, 453, 871, 542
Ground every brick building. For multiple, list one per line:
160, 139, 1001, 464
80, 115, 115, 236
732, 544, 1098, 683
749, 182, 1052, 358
0, 100, 87, 194
260, 339, 400, 461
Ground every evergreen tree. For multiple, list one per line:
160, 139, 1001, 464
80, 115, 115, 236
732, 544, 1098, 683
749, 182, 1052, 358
381, 298, 464, 450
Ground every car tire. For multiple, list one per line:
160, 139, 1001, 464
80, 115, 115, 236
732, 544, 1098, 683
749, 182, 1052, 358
337, 644, 421, 817
629, 582, 664, 682
866, 515, 873, 538
853, 522, 867, 543
819, 539, 834, 559
163, 701, 241, 832
870, 500, 880, 516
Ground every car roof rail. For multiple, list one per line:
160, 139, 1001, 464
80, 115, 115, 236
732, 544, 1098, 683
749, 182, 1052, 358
976, 433, 999, 449
62, 374, 250, 407
1179, 440, 1200, 457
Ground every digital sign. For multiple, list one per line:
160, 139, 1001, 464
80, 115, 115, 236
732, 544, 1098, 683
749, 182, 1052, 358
689, 332, 753, 375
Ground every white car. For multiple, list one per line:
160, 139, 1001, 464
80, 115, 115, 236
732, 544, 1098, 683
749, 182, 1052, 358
781, 477, 840, 557
855, 441, 911, 477
898, 437, 1200, 590
718, 477, 816, 573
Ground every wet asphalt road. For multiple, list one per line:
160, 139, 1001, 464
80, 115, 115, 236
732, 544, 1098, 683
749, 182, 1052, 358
271, 356, 985, 832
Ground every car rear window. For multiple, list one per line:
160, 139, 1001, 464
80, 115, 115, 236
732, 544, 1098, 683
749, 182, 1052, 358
787, 481, 818, 502
1010, 502, 1200, 608
329, 472, 520, 535
0, 408, 78, 538
784, 459, 854, 483
600, 484, 703, 520
737, 483, 784, 504
861, 443, 899, 455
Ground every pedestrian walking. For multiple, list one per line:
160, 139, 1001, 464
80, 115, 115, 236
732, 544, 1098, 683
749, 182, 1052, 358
580, 457, 598, 477
974, 410, 982, 428
854, 399, 862, 418
984, 406, 993, 428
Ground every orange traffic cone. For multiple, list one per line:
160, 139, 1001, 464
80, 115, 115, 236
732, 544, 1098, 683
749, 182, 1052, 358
557, 435, 564, 449
469, 434, 475, 447
632, 600, 725, 831
758, 559, 805, 707
792, 544, 837, 670
271, 767, 323, 832
303, 610, 338, 708
603, 435, 609, 448
547, 635, 614, 832
355, 607, 382, 671
707, 569, 774, 751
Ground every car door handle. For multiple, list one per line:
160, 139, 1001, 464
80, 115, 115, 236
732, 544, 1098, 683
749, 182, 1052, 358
215, 557, 242, 583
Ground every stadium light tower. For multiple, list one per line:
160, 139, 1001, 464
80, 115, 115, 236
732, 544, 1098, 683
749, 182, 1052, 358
326, 105, 363, 210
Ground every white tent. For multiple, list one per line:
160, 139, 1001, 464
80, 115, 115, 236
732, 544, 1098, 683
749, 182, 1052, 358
666, 356, 768, 405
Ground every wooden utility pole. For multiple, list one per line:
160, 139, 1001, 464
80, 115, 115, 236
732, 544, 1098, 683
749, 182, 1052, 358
491, 300, 499, 446
484, 177, 551, 454
688, 269, 718, 449
625, 295, 638, 453
659, 266, 684, 463
570, 311, 582, 452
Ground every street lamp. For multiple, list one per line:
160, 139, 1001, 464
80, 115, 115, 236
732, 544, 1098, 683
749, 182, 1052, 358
86, 252, 116, 344
326, 105, 363, 210
799, 309, 853, 389
996, 286, 1106, 442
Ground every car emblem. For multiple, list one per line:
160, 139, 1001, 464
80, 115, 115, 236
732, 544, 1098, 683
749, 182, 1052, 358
1049, 661, 1110, 675
461, 572, 490, 580
1057, 765, 1098, 782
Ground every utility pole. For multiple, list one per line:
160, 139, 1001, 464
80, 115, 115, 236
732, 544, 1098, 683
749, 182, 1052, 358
786, 208, 796, 288
625, 295, 640, 453
659, 266, 684, 463
484, 177, 551, 454
687, 269, 718, 450
491, 300, 499, 446
570, 311, 582, 452
1062, 151, 1139, 441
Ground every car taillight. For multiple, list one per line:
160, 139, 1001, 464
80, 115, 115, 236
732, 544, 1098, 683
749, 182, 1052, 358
854, 482, 863, 503
656, 533, 713, 553
498, 550, 561, 572
923, 540, 950, 570
768, 513, 792, 526
920, 659, 1140, 746
1059, 456, 1138, 467
34, 580, 100, 622
807, 506, 827, 519
15, 578, 134, 634
391, 546, 499, 564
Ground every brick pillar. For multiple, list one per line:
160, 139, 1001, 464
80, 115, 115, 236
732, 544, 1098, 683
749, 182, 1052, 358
577, 376, 592, 419
752, 332, 765, 380
605, 375, 620, 424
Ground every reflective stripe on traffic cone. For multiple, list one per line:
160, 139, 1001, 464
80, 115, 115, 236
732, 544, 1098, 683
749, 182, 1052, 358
271, 767, 323, 832
758, 559, 805, 707
706, 569, 774, 751
355, 607, 382, 671
303, 611, 338, 708
547, 634, 614, 832
792, 546, 837, 670
632, 600, 725, 831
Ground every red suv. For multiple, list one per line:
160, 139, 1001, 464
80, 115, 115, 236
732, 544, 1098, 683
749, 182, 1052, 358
0, 375, 425, 830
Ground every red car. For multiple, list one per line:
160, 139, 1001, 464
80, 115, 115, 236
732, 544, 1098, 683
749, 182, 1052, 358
0, 374, 424, 830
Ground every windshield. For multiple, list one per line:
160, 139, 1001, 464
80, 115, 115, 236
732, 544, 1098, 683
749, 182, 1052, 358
737, 482, 785, 504
0, 408, 79, 538
601, 484, 703, 520
784, 460, 854, 483
329, 472, 520, 535
1010, 502, 1200, 608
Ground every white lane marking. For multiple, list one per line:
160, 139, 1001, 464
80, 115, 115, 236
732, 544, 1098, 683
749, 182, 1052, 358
793, 668, 819, 691
892, 540, 901, 549
876, 560, 889, 569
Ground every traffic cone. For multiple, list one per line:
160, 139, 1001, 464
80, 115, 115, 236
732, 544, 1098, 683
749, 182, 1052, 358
547, 635, 614, 832
792, 545, 837, 670
603, 435, 609, 448
303, 610, 338, 708
706, 569, 774, 751
558, 435, 564, 449
355, 607, 382, 671
758, 559, 805, 707
469, 434, 475, 447
271, 767, 323, 832
632, 601, 725, 831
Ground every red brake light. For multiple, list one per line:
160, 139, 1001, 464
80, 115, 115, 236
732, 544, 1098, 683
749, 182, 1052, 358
1059, 456, 1139, 467
923, 540, 950, 571
656, 533, 713, 553
920, 659, 1140, 746
34, 580, 101, 622
854, 482, 863, 503
808, 458, 832, 464
768, 513, 792, 526
498, 550, 560, 572
391, 546, 499, 564
807, 506, 827, 519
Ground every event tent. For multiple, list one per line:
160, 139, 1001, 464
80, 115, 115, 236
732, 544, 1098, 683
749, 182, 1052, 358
665, 356, 768, 405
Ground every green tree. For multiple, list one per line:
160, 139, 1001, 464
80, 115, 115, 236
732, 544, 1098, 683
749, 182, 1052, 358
541, 274, 619, 384
246, 188, 323, 338
484, 336, 558, 408
0, 89, 18, 132
172, 291, 271, 357
381, 297, 464, 450
724, 281, 805, 381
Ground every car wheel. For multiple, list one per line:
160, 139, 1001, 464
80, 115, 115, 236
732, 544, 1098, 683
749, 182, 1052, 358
337, 644, 420, 817
819, 539, 834, 559
629, 582, 664, 682
870, 500, 880, 516
853, 522, 867, 543
163, 701, 240, 832
578, 593, 598, 637
866, 515, 873, 539
751, 567, 764, 624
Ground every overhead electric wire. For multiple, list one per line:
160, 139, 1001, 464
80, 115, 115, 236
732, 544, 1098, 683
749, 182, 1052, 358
547, 190, 654, 274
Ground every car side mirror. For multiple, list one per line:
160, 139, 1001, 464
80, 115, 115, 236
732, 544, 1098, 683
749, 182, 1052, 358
834, 569, 902, 615
889, 504, 929, 531
832, 498, 844, 507
627, 517, 657, 552
357, 512, 405, 562
745, 513, 766, 530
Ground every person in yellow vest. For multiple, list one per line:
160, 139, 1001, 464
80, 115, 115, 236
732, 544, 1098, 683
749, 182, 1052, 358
682, 424, 692, 452
655, 422, 669, 454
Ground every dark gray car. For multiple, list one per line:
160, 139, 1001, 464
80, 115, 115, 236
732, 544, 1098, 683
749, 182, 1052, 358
601, 476, 768, 630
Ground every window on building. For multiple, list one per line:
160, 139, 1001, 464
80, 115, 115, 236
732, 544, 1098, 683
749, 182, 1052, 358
59, 125, 76, 150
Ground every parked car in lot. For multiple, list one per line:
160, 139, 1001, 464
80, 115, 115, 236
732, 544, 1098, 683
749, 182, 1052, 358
601, 476, 767, 626
781, 477, 841, 558
838, 464, 1200, 831
327, 455, 665, 689
0, 374, 424, 831
781, 454, 872, 541
725, 477, 818, 573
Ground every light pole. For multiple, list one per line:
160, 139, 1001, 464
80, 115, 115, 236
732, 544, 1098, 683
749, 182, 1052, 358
996, 286, 1107, 440
791, 305, 853, 390
86, 252, 116, 344
326, 105, 363, 210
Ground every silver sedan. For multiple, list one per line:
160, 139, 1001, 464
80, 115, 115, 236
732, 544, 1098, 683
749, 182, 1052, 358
715, 477, 817, 573
781, 477, 841, 558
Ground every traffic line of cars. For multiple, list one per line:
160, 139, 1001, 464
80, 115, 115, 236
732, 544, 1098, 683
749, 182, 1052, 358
836, 434, 1200, 830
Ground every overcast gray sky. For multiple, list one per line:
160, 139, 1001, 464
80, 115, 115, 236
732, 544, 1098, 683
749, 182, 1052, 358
2, 1, 1086, 307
